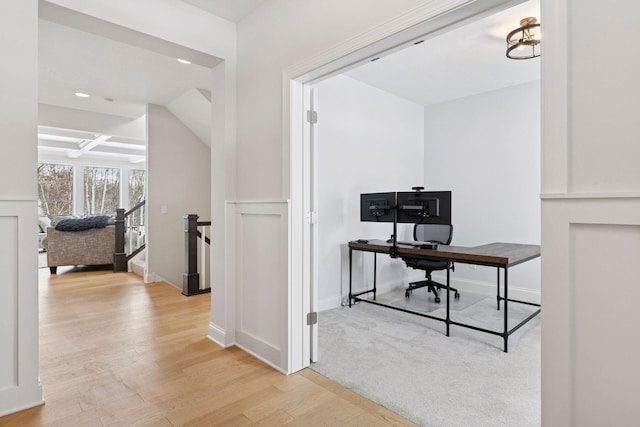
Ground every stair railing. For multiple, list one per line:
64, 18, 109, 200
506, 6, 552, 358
114, 200, 146, 272
183, 214, 211, 296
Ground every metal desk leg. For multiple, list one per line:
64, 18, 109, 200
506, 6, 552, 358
496, 267, 501, 310
503, 267, 509, 352
349, 248, 353, 307
446, 263, 451, 336
373, 253, 377, 300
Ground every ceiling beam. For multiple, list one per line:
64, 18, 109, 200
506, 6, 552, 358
68, 134, 111, 158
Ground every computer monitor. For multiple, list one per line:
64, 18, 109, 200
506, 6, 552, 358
360, 192, 396, 222
396, 190, 451, 225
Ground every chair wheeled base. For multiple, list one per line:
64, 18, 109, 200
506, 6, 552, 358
405, 274, 460, 303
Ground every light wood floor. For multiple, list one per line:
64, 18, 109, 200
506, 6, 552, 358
0, 266, 416, 426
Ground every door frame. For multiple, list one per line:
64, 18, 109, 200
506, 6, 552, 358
285, 0, 531, 372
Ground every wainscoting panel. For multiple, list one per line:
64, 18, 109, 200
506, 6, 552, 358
0, 215, 18, 391
542, 196, 640, 426
234, 201, 289, 371
0, 200, 42, 416
571, 223, 640, 426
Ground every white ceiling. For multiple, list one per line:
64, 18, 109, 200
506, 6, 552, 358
39, 19, 215, 119
38, 0, 228, 163
180, 0, 267, 23
345, 0, 540, 106
37, 0, 540, 163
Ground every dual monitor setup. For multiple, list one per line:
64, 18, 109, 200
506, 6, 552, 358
360, 187, 451, 255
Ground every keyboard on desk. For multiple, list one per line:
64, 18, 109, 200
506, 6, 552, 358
396, 240, 438, 249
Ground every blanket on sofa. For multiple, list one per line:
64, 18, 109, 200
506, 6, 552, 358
55, 215, 111, 231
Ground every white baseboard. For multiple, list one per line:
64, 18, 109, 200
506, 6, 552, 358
318, 295, 343, 312
233, 342, 288, 375
207, 323, 287, 375
144, 271, 161, 283
207, 322, 234, 348
320, 273, 425, 312
0, 399, 44, 418
320, 274, 540, 312
432, 273, 541, 305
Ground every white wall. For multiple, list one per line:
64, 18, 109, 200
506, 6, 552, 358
541, 0, 640, 425
424, 81, 541, 298
0, 0, 43, 416
44, 0, 235, 60
315, 75, 424, 311
147, 104, 211, 288
235, 0, 432, 372
237, 0, 429, 201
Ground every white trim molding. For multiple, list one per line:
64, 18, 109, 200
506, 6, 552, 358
541, 192, 640, 200
0, 200, 43, 417
285, 0, 530, 375
232, 200, 290, 371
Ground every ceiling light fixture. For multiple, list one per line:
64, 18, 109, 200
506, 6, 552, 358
506, 17, 541, 60
74, 92, 90, 98
177, 58, 191, 64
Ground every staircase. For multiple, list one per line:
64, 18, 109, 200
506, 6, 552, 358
128, 249, 146, 278
114, 200, 146, 273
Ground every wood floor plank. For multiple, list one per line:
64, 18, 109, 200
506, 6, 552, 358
0, 267, 417, 426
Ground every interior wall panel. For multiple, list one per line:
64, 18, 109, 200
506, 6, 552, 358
568, 0, 640, 192
543, 196, 640, 426
0, 216, 18, 390
234, 202, 288, 371
0, 201, 42, 416
541, 0, 640, 424
571, 223, 640, 426
0, 0, 42, 415
238, 213, 282, 343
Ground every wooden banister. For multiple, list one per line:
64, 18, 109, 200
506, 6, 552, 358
183, 214, 211, 296
114, 201, 146, 273
114, 208, 127, 272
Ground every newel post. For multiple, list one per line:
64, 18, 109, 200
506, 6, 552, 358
183, 214, 199, 296
114, 208, 127, 272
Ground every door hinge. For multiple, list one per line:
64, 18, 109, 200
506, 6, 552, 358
306, 312, 318, 325
305, 211, 318, 224
306, 110, 318, 124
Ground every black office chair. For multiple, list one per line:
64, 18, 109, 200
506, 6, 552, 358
403, 223, 460, 303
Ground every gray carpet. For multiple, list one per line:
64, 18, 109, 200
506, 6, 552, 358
312, 290, 540, 427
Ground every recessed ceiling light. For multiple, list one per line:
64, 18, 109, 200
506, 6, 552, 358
75, 92, 90, 98
177, 58, 191, 64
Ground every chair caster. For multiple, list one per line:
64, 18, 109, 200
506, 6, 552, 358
455, 292, 460, 299
405, 289, 411, 298
434, 296, 441, 303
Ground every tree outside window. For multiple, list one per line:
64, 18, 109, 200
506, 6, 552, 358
84, 166, 120, 215
128, 169, 146, 225
129, 169, 145, 208
38, 163, 73, 216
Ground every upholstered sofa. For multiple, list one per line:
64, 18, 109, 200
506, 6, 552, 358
41, 225, 116, 274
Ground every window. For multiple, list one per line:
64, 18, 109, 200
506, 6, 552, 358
37, 163, 73, 216
84, 166, 120, 215
129, 169, 145, 208
128, 169, 146, 226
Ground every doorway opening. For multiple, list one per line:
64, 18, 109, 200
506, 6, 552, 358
289, 0, 541, 424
